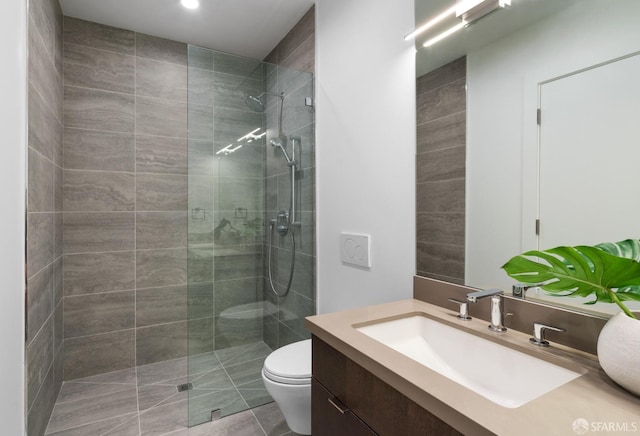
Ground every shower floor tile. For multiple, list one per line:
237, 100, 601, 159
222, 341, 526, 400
43, 341, 298, 436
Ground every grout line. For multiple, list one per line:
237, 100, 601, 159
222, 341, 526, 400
62, 168, 134, 175
64, 125, 186, 142
60, 17, 66, 395
65, 328, 135, 341
28, 144, 61, 172
216, 341, 262, 367
26, 304, 55, 350
218, 357, 251, 413
44, 380, 67, 434
250, 408, 269, 436
99, 413, 140, 436
417, 75, 466, 96
416, 144, 465, 155
187, 357, 224, 386
416, 177, 465, 186
53, 383, 135, 406
61, 210, 187, 214
46, 411, 139, 435
136, 389, 182, 418
416, 109, 466, 127
416, 241, 465, 248
416, 211, 465, 215
28, 75, 63, 127
63, 41, 136, 60
64, 83, 135, 98
63, 289, 135, 299
134, 35, 143, 436
65, 380, 136, 387
416, 144, 465, 158
28, 359, 55, 416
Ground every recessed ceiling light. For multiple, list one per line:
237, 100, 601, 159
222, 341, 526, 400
181, 0, 199, 10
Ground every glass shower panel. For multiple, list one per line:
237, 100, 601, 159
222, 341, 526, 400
186, 45, 268, 426
187, 45, 315, 428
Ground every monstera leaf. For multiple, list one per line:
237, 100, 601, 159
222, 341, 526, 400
596, 239, 640, 261
502, 244, 640, 319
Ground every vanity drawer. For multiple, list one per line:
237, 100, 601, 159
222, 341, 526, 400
312, 336, 463, 436
312, 379, 377, 436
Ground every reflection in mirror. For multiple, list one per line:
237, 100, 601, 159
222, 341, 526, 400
415, 0, 640, 317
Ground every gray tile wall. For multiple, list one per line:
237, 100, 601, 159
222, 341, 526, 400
62, 17, 195, 378
262, 6, 316, 349
26, 0, 64, 434
416, 57, 466, 284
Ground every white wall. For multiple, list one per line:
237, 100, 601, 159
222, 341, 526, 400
315, 0, 416, 313
466, 0, 640, 291
0, 0, 27, 433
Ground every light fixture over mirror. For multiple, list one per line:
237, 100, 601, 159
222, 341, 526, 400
414, 0, 580, 76
406, 0, 511, 49
414, 0, 640, 318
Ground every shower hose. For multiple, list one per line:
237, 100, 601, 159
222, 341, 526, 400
267, 221, 296, 297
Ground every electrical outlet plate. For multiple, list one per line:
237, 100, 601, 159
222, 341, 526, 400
340, 233, 371, 268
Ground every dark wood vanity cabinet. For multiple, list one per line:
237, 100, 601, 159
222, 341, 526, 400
312, 336, 463, 436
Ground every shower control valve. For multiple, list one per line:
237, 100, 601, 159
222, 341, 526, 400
276, 210, 289, 236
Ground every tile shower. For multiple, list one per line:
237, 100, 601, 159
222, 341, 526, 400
26, 2, 315, 434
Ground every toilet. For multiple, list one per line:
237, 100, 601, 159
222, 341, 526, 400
262, 339, 312, 435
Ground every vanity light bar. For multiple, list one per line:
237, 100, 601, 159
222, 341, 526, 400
423, 21, 466, 48
247, 132, 267, 143
419, 0, 510, 48
216, 144, 231, 155
216, 144, 243, 156
404, 5, 457, 41
456, 0, 511, 23
237, 127, 262, 142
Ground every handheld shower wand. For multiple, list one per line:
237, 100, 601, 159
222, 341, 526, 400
267, 136, 301, 297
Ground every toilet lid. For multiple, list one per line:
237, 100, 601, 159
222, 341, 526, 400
264, 339, 312, 380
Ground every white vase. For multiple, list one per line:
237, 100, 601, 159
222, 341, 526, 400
597, 311, 640, 396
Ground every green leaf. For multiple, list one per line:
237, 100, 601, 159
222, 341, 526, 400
594, 239, 640, 297
502, 245, 640, 318
595, 239, 640, 261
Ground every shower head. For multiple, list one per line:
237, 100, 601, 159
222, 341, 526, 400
270, 138, 283, 148
245, 95, 265, 112
244, 92, 284, 112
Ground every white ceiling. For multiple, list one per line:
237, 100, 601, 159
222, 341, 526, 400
59, 0, 315, 60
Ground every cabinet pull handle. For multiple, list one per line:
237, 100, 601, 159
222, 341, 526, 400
328, 396, 349, 414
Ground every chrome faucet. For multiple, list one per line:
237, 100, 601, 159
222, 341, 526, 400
448, 298, 472, 320
466, 289, 507, 332
512, 283, 536, 299
530, 322, 565, 347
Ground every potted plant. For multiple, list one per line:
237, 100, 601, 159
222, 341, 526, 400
502, 239, 640, 396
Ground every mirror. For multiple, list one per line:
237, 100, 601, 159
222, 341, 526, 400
414, 0, 640, 317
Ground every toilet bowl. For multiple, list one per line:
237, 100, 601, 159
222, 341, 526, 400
262, 339, 312, 435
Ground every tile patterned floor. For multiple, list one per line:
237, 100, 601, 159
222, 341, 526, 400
45, 342, 298, 435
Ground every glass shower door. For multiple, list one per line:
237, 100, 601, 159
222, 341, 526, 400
186, 44, 316, 428
186, 45, 269, 426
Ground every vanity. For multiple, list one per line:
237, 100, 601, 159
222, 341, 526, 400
305, 281, 640, 436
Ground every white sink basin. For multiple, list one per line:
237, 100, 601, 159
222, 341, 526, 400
356, 315, 582, 408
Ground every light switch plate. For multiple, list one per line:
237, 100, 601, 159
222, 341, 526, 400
340, 233, 371, 268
